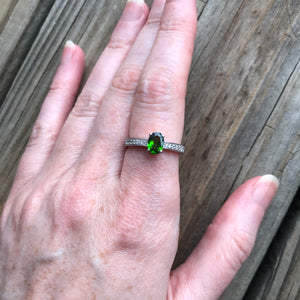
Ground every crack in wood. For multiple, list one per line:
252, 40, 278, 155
284, 0, 299, 38
245, 57, 300, 158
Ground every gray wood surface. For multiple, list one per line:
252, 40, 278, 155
0, 0, 55, 106
0, 0, 299, 299
244, 190, 300, 300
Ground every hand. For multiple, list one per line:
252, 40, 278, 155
0, 0, 279, 299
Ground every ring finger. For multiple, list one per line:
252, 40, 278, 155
122, 0, 197, 199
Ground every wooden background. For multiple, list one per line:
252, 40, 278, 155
0, 0, 299, 299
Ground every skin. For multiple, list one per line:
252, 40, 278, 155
0, 0, 279, 299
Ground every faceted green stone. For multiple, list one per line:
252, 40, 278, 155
147, 132, 164, 154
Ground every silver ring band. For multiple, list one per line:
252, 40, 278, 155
125, 137, 185, 154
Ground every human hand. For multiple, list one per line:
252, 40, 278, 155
0, 0, 279, 299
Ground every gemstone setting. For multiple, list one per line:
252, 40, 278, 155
147, 132, 164, 154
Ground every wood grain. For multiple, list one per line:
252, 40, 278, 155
244, 189, 300, 300
0, 0, 55, 106
0, 0, 299, 298
175, 0, 300, 297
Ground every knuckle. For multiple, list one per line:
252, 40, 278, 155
58, 180, 96, 227
111, 65, 141, 96
28, 122, 57, 148
160, 15, 197, 34
112, 184, 175, 253
11, 207, 22, 230
1, 201, 12, 230
19, 190, 44, 227
136, 69, 176, 108
49, 79, 75, 98
146, 17, 161, 27
228, 228, 254, 268
112, 188, 155, 252
107, 36, 132, 51
113, 203, 147, 251
169, 270, 194, 300
206, 220, 254, 273
72, 92, 101, 118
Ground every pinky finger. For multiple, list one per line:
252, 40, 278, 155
13, 41, 85, 187
168, 175, 279, 300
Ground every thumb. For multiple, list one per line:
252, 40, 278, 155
168, 175, 279, 300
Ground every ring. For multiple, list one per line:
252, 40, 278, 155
125, 132, 185, 154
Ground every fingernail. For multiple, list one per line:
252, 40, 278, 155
253, 175, 279, 210
256, 174, 279, 188
65, 40, 75, 49
127, 0, 145, 5
122, 0, 145, 22
62, 40, 76, 63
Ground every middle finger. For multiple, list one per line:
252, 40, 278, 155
76, 0, 166, 178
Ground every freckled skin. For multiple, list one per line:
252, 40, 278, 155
0, 1, 279, 299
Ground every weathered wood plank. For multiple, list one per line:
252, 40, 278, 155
0, 0, 105, 202
278, 239, 300, 300
196, 0, 207, 18
177, 0, 300, 255
220, 49, 300, 300
0, 0, 17, 30
0, 0, 299, 298
174, 0, 300, 298
0, 0, 55, 106
244, 189, 300, 300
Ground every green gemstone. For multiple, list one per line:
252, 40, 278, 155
147, 132, 164, 154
